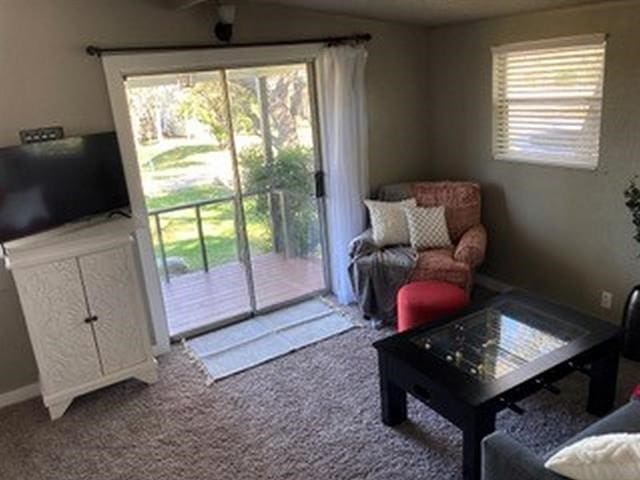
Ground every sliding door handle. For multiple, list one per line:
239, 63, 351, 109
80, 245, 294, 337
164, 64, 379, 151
314, 171, 325, 198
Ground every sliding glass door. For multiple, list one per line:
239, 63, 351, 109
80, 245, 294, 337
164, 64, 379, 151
227, 64, 326, 310
124, 62, 328, 338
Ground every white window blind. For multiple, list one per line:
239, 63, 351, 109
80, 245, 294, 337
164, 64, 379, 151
492, 34, 606, 169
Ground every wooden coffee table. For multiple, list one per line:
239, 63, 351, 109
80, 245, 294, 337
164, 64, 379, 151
373, 290, 621, 480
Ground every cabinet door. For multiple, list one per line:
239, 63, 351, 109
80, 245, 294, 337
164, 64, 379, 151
79, 246, 147, 375
12, 259, 101, 395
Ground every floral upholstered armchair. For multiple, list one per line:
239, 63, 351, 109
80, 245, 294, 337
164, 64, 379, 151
348, 181, 486, 322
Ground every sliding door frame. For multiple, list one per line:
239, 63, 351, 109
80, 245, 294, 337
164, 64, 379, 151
102, 43, 328, 351
219, 68, 258, 314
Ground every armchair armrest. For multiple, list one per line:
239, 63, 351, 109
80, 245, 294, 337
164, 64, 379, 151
482, 432, 566, 480
454, 224, 486, 268
348, 228, 378, 258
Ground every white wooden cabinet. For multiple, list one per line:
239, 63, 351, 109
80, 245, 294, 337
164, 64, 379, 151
5, 219, 158, 420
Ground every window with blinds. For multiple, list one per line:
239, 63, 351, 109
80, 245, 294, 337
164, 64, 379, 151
492, 34, 606, 169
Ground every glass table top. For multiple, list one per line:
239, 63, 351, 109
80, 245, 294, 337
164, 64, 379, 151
409, 301, 588, 382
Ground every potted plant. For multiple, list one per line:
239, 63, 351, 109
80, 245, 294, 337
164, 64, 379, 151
623, 177, 640, 361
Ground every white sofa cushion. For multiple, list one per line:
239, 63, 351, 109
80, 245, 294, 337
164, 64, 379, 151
364, 198, 416, 247
545, 433, 640, 480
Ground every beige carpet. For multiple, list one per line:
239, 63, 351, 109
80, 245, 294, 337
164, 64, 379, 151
0, 327, 638, 480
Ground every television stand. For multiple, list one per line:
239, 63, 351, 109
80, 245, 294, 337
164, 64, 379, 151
5, 218, 157, 420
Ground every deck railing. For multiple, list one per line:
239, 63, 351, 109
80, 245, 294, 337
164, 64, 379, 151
148, 189, 290, 283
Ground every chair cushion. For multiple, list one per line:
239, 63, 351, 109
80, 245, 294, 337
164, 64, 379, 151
411, 181, 481, 242
545, 433, 640, 480
545, 401, 640, 461
405, 205, 452, 250
397, 280, 469, 332
411, 248, 472, 290
364, 198, 416, 247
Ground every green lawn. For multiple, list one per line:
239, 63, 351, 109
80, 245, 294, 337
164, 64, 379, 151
139, 141, 273, 276
146, 183, 231, 211
150, 195, 273, 273
146, 144, 217, 170
136, 141, 218, 170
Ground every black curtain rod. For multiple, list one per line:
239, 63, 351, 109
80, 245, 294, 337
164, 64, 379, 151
86, 33, 371, 57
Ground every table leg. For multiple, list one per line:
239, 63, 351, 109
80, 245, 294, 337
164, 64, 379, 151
378, 354, 407, 426
588, 347, 619, 416
462, 411, 496, 480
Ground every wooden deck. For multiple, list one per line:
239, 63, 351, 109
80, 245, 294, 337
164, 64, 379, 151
161, 252, 326, 337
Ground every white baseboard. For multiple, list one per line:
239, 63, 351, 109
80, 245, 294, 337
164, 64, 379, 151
475, 273, 514, 293
152, 342, 171, 356
0, 344, 168, 411
0, 382, 40, 410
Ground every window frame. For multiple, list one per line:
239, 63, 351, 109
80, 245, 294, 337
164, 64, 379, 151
491, 34, 607, 171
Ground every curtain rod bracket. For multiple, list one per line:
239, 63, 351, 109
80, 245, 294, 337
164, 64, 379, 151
85, 33, 371, 58
86, 46, 102, 57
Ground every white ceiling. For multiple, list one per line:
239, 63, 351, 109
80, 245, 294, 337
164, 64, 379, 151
249, 0, 610, 25
175, 0, 613, 26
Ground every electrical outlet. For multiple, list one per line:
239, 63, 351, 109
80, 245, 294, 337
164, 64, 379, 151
601, 291, 613, 309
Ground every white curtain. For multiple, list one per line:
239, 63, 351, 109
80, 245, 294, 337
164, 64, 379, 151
317, 45, 369, 304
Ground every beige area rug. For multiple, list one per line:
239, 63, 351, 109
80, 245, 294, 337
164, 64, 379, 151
185, 298, 357, 381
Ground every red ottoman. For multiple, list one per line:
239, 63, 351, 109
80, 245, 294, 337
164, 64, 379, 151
397, 281, 469, 333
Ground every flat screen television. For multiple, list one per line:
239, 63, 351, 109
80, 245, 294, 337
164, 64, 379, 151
0, 132, 130, 243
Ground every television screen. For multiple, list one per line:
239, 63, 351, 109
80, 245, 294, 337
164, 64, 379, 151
0, 132, 130, 243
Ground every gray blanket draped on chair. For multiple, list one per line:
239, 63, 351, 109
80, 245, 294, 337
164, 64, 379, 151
348, 229, 417, 323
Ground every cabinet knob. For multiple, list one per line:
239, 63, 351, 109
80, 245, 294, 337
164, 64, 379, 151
84, 316, 98, 324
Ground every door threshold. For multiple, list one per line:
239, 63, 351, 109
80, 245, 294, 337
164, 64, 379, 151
170, 288, 330, 342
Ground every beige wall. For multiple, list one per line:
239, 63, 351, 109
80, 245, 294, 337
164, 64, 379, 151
9, 0, 636, 401
232, 3, 431, 189
0, 0, 430, 395
427, 2, 640, 321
